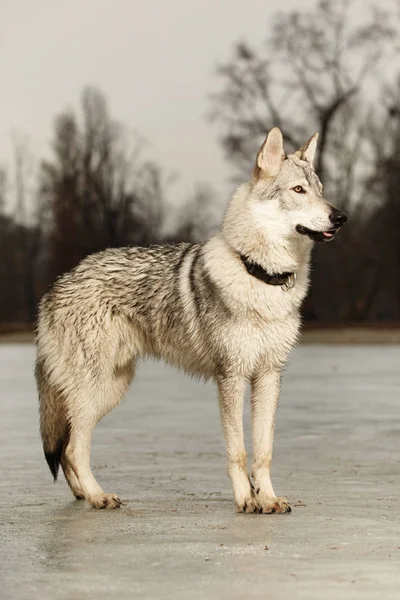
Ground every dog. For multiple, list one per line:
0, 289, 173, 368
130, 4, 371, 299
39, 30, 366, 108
35, 127, 347, 512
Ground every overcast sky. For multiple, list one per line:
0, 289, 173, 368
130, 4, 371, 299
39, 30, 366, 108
1, 0, 314, 202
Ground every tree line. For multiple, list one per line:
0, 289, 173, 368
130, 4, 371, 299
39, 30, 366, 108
1, 0, 400, 328
0, 87, 216, 328
210, 0, 400, 323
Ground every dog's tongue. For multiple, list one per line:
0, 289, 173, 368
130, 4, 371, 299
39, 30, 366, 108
323, 231, 334, 238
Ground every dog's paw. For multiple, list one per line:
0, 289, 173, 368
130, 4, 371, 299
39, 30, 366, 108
257, 494, 291, 514
233, 475, 261, 513
89, 493, 124, 509
235, 494, 262, 513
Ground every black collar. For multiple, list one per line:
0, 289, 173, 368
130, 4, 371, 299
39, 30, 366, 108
238, 253, 296, 289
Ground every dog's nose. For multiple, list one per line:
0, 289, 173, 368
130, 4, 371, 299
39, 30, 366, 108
329, 209, 348, 227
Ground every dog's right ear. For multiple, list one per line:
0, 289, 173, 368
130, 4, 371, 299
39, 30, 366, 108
294, 132, 319, 167
252, 127, 285, 181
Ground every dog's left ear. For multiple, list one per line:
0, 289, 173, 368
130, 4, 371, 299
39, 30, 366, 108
254, 127, 285, 179
294, 133, 319, 167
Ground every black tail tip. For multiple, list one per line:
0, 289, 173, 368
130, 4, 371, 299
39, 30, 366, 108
44, 447, 62, 481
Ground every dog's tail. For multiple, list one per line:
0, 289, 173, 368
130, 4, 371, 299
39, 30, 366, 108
36, 360, 68, 481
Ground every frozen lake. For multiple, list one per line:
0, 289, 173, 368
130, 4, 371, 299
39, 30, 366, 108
1, 344, 400, 599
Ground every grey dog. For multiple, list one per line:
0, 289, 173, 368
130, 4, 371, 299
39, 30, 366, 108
35, 127, 347, 512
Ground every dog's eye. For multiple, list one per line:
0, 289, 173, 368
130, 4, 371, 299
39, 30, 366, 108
293, 185, 305, 194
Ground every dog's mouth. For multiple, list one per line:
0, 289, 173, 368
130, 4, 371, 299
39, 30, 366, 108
296, 224, 339, 243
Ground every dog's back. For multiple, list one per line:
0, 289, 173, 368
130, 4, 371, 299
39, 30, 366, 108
37, 241, 231, 387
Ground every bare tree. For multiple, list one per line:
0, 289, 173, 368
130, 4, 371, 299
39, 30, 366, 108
0, 168, 15, 324
0, 141, 44, 325
0, 167, 6, 215
357, 77, 400, 320
211, 0, 395, 188
40, 86, 167, 280
0, 87, 221, 328
12, 140, 43, 323
209, 0, 400, 325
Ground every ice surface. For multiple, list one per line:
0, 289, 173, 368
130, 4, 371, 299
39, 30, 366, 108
1, 344, 400, 599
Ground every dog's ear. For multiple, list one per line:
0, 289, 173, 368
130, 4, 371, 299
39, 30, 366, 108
253, 127, 285, 180
294, 133, 319, 167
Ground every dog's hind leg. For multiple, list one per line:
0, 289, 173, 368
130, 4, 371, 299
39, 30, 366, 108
218, 375, 260, 513
60, 430, 84, 500
64, 359, 136, 509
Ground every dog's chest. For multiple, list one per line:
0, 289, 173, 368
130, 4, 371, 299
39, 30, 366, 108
207, 279, 305, 375
219, 307, 300, 375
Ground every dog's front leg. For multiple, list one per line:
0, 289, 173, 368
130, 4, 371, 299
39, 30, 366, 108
218, 375, 260, 513
251, 368, 291, 514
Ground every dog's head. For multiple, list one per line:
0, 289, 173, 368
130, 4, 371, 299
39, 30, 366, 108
249, 127, 347, 243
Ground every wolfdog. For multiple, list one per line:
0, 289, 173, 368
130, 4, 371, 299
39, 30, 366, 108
36, 127, 347, 512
